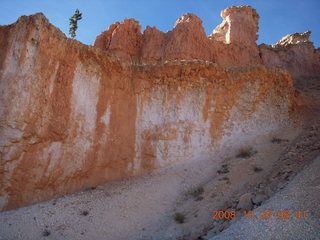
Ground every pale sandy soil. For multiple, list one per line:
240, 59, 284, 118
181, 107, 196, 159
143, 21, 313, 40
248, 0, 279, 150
209, 155, 320, 240
0, 76, 319, 240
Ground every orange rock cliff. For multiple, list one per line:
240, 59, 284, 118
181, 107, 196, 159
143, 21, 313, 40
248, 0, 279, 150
0, 6, 318, 211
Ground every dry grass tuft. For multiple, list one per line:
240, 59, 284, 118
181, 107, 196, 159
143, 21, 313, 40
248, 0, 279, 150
236, 147, 256, 159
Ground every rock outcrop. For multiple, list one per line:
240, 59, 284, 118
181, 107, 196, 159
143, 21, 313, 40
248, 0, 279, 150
210, 5, 259, 47
277, 31, 312, 46
0, 5, 318, 211
259, 31, 320, 78
94, 6, 261, 66
94, 18, 143, 62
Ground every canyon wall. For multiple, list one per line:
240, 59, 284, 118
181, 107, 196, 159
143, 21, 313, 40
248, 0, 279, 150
0, 6, 314, 211
259, 31, 320, 78
94, 6, 261, 66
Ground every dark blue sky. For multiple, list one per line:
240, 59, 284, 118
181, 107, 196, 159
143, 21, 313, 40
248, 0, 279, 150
1, 0, 319, 47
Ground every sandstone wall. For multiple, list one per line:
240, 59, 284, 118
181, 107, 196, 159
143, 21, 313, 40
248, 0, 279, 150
0, 10, 296, 211
94, 6, 262, 66
259, 31, 320, 78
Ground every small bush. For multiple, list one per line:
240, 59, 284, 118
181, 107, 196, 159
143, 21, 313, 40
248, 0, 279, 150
271, 138, 283, 144
174, 212, 185, 224
187, 185, 204, 200
236, 147, 256, 159
43, 230, 51, 237
195, 196, 204, 201
217, 164, 229, 174
253, 166, 263, 172
80, 210, 89, 216
83, 186, 97, 192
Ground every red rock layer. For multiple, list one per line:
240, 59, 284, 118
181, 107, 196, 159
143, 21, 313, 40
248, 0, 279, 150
94, 6, 261, 66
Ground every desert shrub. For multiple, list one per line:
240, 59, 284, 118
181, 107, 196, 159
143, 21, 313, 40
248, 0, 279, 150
174, 212, 185, 224
217, 164, 229, 174
187, 185, 204, 201
253, 166, 263, 172
43, 230, 51, 237
271, 137, 283, 144
80, 210, 89, 216
236, 147, 256, 159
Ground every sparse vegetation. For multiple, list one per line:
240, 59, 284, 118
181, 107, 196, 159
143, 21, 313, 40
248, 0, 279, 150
42, 229, 51, 237
221, 176, 229, 181
80, 210, 89, 216
236, 147, 256, 158
195, 196, 204, 201
174, 212, 185, 224
253, 166, 263, 172
217, 164, 229, 174
271, 137, 283, 144
219, 176, 230, 184
83, 186, 97, 192
69, 9, 82, 38
187, 185, 204, 201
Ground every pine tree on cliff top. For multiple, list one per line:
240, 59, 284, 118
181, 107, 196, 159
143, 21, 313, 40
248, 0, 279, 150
69, 9, 82, 38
